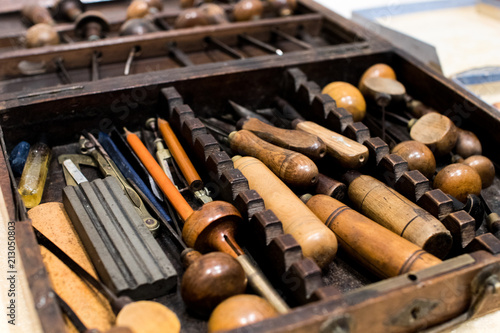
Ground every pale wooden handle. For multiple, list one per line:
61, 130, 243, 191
229, 130, 319, 187
241, 118, 326, 160
295, 121, 368, 169
234, 156, 337, 268
348, 175, 452, 258
306, 195, 441, 277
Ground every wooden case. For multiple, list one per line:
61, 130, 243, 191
1, 1, 500, 333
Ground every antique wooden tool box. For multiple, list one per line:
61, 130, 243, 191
2, 1, 500, 332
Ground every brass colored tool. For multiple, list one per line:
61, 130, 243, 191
233, 156, 338, 268
345, 171, 452, 258
304, 194, 442, 278
229, 130, 319, 187
78, 133, 159, 234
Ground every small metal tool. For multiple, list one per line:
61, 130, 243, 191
238, 34, 283, 56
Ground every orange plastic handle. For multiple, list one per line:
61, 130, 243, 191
158, 118, 203, 191
125, 129, 193, 221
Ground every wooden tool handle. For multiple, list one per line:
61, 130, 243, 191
240, 118, 326, 160
294, 121, 368, 169
306, 195, 441, 277
229, 130, 318, 187
409, 112, 458, 156
126, 129, 194, 221
22, 5, 55, 25
348, 175, 452, 258
234, 156, 337, 268
158, 118, 203, 191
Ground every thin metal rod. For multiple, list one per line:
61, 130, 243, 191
91, 51, 100, 81
238, 34, 283, 56
271, 28, 312, 49
55, 58, 73, 84
205, 36, 246, 59
54, 293, 89, 333
124, 47, 137, 76
167, 43, 194, 67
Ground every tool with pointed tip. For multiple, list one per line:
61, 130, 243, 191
79, 132, 159, 234
229, 101, 327, 160
271, 28, 312, 49
273, 97, 369, 169
303, 193, 441, 277
205, 36, 246, 60
125, 128, 289, 314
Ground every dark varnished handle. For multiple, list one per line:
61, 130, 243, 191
229, 130, 318, 187
240, 118, 326, 160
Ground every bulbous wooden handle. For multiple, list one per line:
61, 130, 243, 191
234, 156, 337, 268
348, 175, 452, 258
22, 4, 55, 25
410, 112, 458, 156
306, 194, 441, 278
294, 121, 369, 169
240, 118, 326, 160
229, 130, 319, 187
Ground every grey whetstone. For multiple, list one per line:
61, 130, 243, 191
62, 176, 177, 299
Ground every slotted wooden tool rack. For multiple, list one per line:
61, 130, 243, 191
2, 1, 500, 332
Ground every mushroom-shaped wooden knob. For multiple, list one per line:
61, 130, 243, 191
126, 0, 151, 19
25, 23, 60, 48
199, 3, 229, 25
455, 128, 482, 158
181, 249, 247, 316
120, 18, 158, 36
461, 155, 495, 188
233, 0, 264, 21
208, 295, 278, 332
322, 81, 367, 122
54, 0, 85, 21
267, 0, 297, 17
74, 11, 110, 40
410, 112, 458, 156
182, 201, 243, 257
391, 140, 436, 178
116, 301, 181, 333
360, 77, 406, 103
174, 8, 210, 28
358, 63, 396, 92
434, 164, 482, 203
22, 4, 55, 25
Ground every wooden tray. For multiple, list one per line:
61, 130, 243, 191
1, 1, 500, 333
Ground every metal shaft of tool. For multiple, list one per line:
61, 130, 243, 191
271, 28, 312, 49
238, 34, 283, 56
54, 293, 91, 333
168, 43, 194, 67
55, 58, 73, 84
205, 36, 246, 59
33, 227, 132, 314
224, 236, 290, 314
91, 51, 100, 81
124, 47, 138, 76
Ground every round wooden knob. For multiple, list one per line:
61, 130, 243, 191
22, 4, 55, 25
120, 18, 158, 36
434, 164, 482, 203
233, 0, 264, 22
25, 23, 60, 48
126, 0, 150, 19
207, 295, 278, 332
410, 112, 458, 156
74, 11, 110, 40
462, 155, 495, 188
358, 63, 396, 92
360, 77, 406, 102
174, 8, 210, 28
181, 251, 247, 316
392, 140, 436, 178
455, 128, 482, 158
180, 0, 195, 8
54, 0, 85, 22
143, 0, 163, 11
182, 201, 243, 256
322, 81, 366, 122
199, 3, 229, 25
115, 301, 180, 333
268, 0, 297, 17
